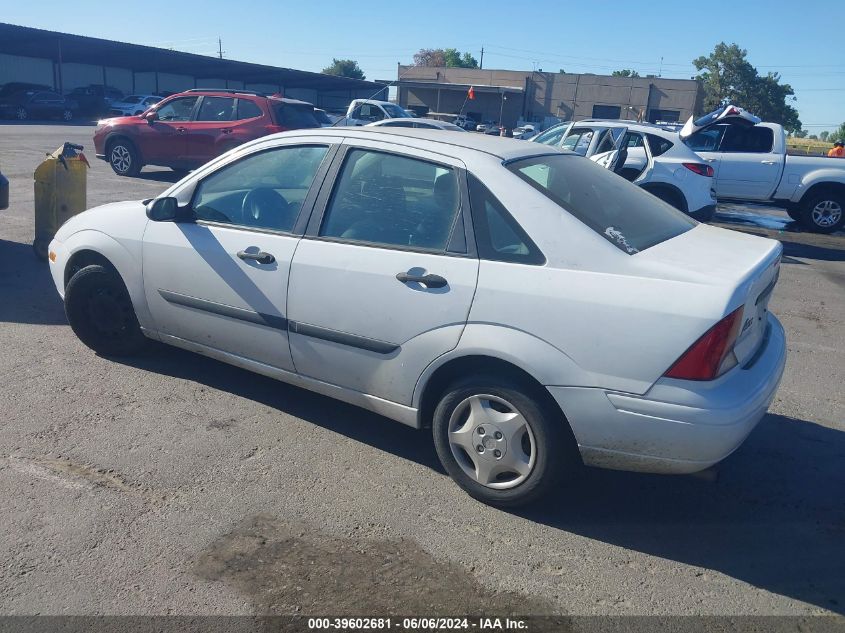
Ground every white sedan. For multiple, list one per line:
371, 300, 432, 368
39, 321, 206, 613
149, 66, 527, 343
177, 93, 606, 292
47, 128, 786, 507
367, 117, 466, 131
107, 94, 161, 117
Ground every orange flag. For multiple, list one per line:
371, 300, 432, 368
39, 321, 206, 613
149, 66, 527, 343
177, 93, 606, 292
468, 86, 475, 100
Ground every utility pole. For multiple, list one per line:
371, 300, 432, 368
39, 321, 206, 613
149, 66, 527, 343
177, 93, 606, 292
480, 47, 484, 69
218, 37, 224, 59
658, 56, 663, 78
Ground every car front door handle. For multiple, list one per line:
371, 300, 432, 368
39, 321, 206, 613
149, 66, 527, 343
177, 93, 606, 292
395, 271, 448, 288
761, 160, 777, 165
237, 250, 275, 265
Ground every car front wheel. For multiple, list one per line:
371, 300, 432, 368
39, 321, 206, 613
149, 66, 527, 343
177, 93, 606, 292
108, 139, 141, 177
15, 107, 28, 121
62, 109, 73, 122
432, 375, 579, 507
64, 264, 148, 356
801, 193, 844, 233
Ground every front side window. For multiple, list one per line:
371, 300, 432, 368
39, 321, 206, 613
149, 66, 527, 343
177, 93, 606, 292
508, 154, 695, 254
382, 103, 411, 118
156, 97, 198, 122
196, 96, 235, 122
320, 149, 460, 251
192, 145, 329, 231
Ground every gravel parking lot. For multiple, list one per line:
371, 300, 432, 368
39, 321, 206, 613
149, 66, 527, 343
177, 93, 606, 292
1, 124, 844, 618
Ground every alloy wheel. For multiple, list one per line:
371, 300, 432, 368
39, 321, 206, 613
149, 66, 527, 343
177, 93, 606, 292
447, 394, 536, 489
15, 107, 27, 120
111, 145, 131, 174
811, 200, 843, 228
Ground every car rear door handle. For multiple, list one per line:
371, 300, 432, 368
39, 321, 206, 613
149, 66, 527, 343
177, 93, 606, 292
237, 250, 275, 264
395, 271, 448, 288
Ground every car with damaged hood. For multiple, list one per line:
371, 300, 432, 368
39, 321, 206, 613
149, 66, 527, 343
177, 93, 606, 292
537, 120, 717, 221
681, 105, 845, 233
47, 127, 786, 507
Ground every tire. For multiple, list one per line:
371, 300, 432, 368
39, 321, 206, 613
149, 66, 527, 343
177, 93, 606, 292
649, 187, 684, 211
432, 374, 579, 507
799, 192, 845, 234
786, 207, 802, 222
15, 107, 28, 121
107, 138, 141, 177
64, 264, 148, 357
62, 109, 73, 122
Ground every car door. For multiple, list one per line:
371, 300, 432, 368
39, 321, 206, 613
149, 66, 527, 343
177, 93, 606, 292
137, 95, 199, 165
142, 141, 336, 372
184, 95, 238, 164
709, 125, 780, 199
31, 92, 61, 118
286, 141, 479, 405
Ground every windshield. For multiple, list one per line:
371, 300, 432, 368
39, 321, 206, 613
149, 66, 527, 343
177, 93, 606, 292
383, 103, 412, 118
507, 154, 695, 254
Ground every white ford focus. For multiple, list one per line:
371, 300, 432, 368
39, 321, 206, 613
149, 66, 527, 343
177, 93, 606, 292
48, 128, 786, 507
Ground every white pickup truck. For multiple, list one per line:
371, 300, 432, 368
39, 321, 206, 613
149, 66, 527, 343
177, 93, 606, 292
336, 99, 415, 126
680, 106, 845, 233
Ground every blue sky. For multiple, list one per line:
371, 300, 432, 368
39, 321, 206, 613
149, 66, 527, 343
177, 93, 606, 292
5, 0, 844, 134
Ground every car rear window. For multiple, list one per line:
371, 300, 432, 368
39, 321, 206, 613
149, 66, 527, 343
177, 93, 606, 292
273, 103, 320, 129
507, 154, 696, 254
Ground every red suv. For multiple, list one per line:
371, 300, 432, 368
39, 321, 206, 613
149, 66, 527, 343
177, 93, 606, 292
93, 89, 321, 176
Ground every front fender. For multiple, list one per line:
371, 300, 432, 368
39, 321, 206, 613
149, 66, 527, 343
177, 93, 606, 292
55, 230, 156, 332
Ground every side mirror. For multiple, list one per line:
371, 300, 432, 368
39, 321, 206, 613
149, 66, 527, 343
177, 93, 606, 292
146, 197, 192, 222
144, 110, 158, 123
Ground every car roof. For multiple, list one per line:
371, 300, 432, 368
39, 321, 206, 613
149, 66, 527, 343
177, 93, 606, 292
571, 119, 681, 137
282, 127, 561, 161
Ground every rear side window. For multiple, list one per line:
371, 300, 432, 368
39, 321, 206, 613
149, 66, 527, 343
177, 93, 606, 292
645, 134, 674, 157
720, 126, 774, 153
467, 174, 544, 265
196, 96, 235, 122
274, 103, 320, 129
507, 154, 695, 254
236, 99, 263, 120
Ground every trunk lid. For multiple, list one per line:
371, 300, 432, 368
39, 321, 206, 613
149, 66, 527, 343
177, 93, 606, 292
634, 224, 782, 366
679, 105, 761, 140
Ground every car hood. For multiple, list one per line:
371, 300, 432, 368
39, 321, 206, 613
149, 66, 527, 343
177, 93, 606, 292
54, 200, 148, 243
679, 105, 761, 139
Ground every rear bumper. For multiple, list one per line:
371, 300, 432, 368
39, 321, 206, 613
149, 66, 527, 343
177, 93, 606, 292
548, 313, 786, 474
689, 203, 717, 222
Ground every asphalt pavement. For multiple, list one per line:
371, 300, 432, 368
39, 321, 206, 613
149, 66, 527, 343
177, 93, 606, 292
1, 124, 843, 619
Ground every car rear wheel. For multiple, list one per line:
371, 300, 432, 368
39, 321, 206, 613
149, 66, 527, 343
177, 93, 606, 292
15, 107, 28, 121
432, 374, 578, 507
786, 207, 802, 222
108, 139, 141, 177
64, 264, 148, 356
801, 192, 844, 233
62, 109, 73, 122
649, 187, 684, 211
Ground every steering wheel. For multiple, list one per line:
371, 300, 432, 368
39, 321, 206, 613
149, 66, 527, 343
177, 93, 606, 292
241, 187, 290, 229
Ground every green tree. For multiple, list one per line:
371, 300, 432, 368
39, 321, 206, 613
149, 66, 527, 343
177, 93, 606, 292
831, 123, 845, 142
819, 131, 830, 141
321, 58, 365, 80
414, 48, 478, 68
612, 69, 640, 77
793, 129, 808, 138
693, 42, 801, 133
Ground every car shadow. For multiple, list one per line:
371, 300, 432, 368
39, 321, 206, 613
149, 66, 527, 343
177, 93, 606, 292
517, 413, 845, 614
133, 169, 182, 184
0, 239, 67, 325
116, 340, 845, 613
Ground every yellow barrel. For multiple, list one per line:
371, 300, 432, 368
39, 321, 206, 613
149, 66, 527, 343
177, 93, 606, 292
33, 144, 88, 260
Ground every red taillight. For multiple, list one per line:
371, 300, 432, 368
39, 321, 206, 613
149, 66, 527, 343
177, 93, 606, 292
683, 162, 714, 177
664, 308, 744, 381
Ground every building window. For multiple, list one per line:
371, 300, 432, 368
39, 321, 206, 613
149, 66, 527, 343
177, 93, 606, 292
648, 109, 680, 123
591, 105, 621, 119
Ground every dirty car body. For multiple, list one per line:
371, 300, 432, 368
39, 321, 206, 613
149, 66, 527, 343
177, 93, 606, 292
47, 128, 786, 506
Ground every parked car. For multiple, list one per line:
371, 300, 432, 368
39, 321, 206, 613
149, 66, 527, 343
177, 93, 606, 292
108, 95, 162, 117
48, 127, 786, 507
367, 118, 466, 131
0, 165, 8, 210
511, 124, 537, 140
452, 114, 477, 130
0, 90, 77, 121
66, 85, 124, 117
0, 82, 52, 99
476, 120, 499, 134
535, 120, 717, 221
680, 105, 845, 233
336, 99, 413, 126
93, 89, 321, 176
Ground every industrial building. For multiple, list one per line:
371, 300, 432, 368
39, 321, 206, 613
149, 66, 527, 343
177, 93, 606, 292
0, 23, 385, 111
396, 65, 703, 128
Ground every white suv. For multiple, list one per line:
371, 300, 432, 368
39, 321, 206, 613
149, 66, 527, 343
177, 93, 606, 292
535, 120, 718, 221
48, 128, 786, 507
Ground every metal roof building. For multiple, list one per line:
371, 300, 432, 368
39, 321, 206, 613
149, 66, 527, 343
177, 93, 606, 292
0, 23, 386, 110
